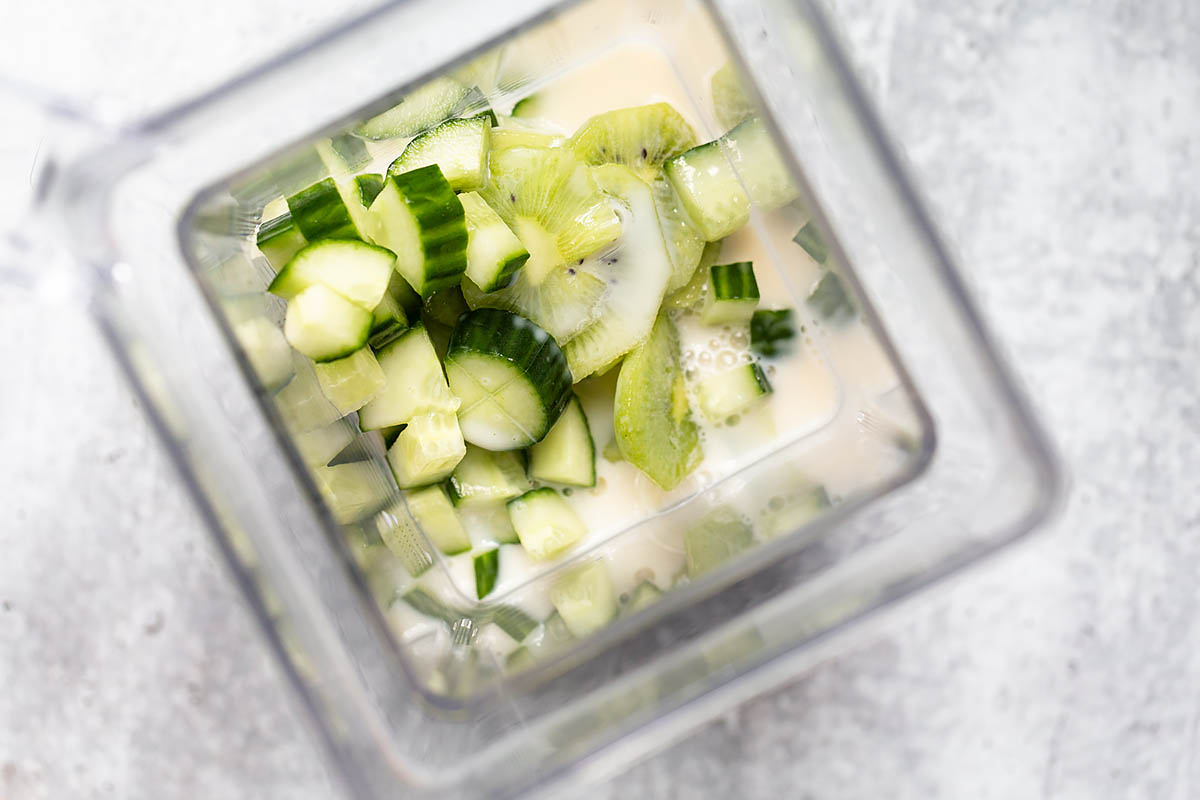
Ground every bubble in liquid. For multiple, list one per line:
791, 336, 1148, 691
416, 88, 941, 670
739, 352, 753, 364
718, 351, 737, 368
619, 593, 630, 604
731, 330, 748, 347
767, 364, 777, 377
726, 414, 740, 426
698, 351, 712, 365
709, 337, 723, 350
685, 368, 697, 380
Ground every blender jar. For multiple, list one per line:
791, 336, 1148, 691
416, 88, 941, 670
25, 0, 1059, 796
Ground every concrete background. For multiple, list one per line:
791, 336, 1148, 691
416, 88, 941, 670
2, 0, 1198, 797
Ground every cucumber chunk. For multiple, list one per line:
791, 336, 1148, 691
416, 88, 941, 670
275, 355, 341, 432
613, 314, 702, 490
474, 548, 500, 599
459, 191, 529, 293
232, 317, 294, 390
367, 165, 468, 298
622, 580, 664, 615
697, 362, 773, 421
354, 76, 471, 140
405, 484, 471, 555
759, 485, 831, 540
685, 507, 754, 577
793, 221, 828, 265
268, 240, 397, 311
390, 116, 492, 192
807, 272, 856, 323
750, 309, 795, 357
422, 286, 469, 328
313, 347, 386, 415
506, 487, 587, 561
355, 173, 386, 207
527, 395, 595, 487
550, 560, 617, 638
702, 261, 760, 325
256, 213, 307, 271
665, 117, 799, 241
314, 461, 393, 524
448, 445, 531, 506
285, 177, 376, 243
293, 420, 355, 467
711, 61, 755, 130
386, 410, 466, 488
445, 309, 572, 450
283, 284, 372, 362
359, 324, 459, 430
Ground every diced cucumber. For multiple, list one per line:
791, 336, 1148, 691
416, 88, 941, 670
614, 314, 703, 490
445, 309, 572, 450
458, 503, 520, 545
807, 272, 856, 322
314, 461, 393, 524
275, 355, 341, 432
283, 284, 372, 362
459, 191, 529, 293
368, 292, 409, 350
448, 445, 530, 506
354, 76, 471, 141
711, 61, 755, 130
317, 134, 372, 173
750, 309, 795, 357
314, 347, 386, 415
702, 261, 760, 325
367, 165, 468, 297
284, 177, 374, 243
390, 116, 492, 192
793, 221, 828, 264
232, 317, 294, 390
359, 324, 459, 429
685, 507, 754, 577
379, 425, 404, 449
698, 362, 773, 421
560, 164, 673, 380
474, 548, 500, 599
268, 240, 396, 311
665, 116, 799, 240
527, 395, 595, 487
550, 560, 617, 638
387, 410, 466, 488
759, 485, 831, 540
622, 580, 664, 615
422, 286, 469, 328
506, 487, 587, 561
293, 420, 355, 467
405, 484, 471, 555
355, 173, 386, 207
256, 213, 307, 271
376, 500, 436, 576
487, 603, 538, 642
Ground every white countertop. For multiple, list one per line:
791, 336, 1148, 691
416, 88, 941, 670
2, 0, 1198, 798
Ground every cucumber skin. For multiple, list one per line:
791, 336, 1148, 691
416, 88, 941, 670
356, 174, 385, 207
709, 262, 759, 301
448, 309, 573, 427
474, 548, 500, 599
287, 178, 361, 241
750, 309, 795, 357
527, 395, 596, 488
793, 221, 828, 264
384, 165, 469, 297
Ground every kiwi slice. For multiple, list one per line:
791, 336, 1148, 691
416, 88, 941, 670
711, 62, 755, 131
613, 312, 703, 490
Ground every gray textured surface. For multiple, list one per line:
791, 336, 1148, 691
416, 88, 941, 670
2, 0, 1198, 798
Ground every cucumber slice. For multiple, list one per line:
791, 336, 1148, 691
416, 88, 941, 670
313, 347, 386, 415
466, 147, 621, 341
665, 117, 799, 241
459, 191, 529, 293
422, 286, 468, 328
527, 395, 595, 487
284, 177, 374, 243
569, 103, 697, 180
711, 62, 755, 130
474, 548, 500, 599
550, 560, 617, 638
314, 462, 393, 524
256, 213, 307, 271
506, 487, 587, 561
376, 500, 436, 576
268, 240, 396, 311
759, 485, 831, 540
318, 134, 372, 173
793, 221, 828, 265
445, 309, 572, 450
614, 313, 703, 490
405, 484, 471, 555
367, 166, 468, 298
702, 261, 760, 325
622, 580, 664, 615
359, 324, 459, 430
560, 164, 673, 380
459, 503, 520, 545
283, 284, 373, 362
354, 76, 471, 140
387, 410, 466, 488
390, 116, 492, 192
685, 507, 754, 577
750, 309, 795, 357
293, 420, 355, 467
355, 173, 386, 207
368, 291, 409, 350
448, 445, 530, 506
697, 362, 773, 421
232, 317, 294, 390
807, 272, 856, 323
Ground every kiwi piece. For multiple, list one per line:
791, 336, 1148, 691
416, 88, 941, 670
569, 103, 698, 180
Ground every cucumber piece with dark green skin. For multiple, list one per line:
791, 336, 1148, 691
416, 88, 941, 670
448, 445, 530, 506
474, 548, 500, 599
459, 191, 529, 293
390, 116, 492, 192
269, 240, 396, 311
355, 173, 386, 207
807, 272, 856, 322
793, 221, 828, 264
527, 394, 595, 487
445, 309, 573, 450
286, 178, 366, 242
367, 165, 468, 298
354, 76, 471, 141
702, 261, 760, 324
283, 284, 373, 362
256, 212, 307, 271
359, 323, 459, 430
405, 484, 471, 555
685, 506, 754, 577
750, 309, 795, 357
697, 362, 773, 421
506, 487, 587, 561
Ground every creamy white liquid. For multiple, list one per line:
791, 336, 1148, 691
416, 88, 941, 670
382, 36, 922, 666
